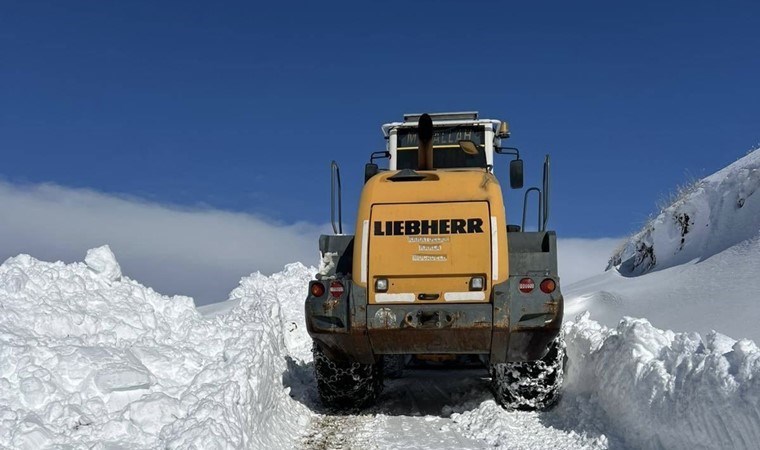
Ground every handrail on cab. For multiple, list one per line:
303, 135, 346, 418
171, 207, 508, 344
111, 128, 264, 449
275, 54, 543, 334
331, 161, 343, 235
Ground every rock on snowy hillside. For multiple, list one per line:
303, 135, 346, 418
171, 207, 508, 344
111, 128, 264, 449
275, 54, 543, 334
566, 148, 760, 342
609, 148, 760, 275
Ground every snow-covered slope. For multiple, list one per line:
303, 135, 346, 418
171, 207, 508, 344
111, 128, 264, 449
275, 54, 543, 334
0, 246, 312, 448
567, 148, 760, 341
609, 148, 760, 275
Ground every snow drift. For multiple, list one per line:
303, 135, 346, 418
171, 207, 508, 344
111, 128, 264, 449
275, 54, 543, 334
0, 246, 312, 448
447, 312, 760, 450
563, 313, 760, 450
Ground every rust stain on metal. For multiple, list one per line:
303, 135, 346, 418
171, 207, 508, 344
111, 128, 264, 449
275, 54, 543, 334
322, 298, 339, 314
373, 307, 398, 329
494, 314, 510, 327
368, 328, 492, 354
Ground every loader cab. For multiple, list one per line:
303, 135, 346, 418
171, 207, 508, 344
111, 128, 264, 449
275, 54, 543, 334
381, 111, 498, 171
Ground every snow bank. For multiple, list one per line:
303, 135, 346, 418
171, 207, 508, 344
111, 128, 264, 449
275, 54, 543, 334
0, 246, 314, 448
448, 314, 760, 450
610, 148, 760, 275
563, 313, 760, 450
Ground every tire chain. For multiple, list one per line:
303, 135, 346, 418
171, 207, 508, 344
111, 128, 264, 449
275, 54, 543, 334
490, 334, 566, 410
313, 344, 383, 408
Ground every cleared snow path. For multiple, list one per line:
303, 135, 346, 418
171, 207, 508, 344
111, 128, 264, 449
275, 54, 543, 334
295, 367, 608, 450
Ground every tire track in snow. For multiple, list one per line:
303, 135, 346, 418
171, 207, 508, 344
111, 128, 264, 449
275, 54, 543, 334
302, 414, 376, 450
299, 368, 607, 449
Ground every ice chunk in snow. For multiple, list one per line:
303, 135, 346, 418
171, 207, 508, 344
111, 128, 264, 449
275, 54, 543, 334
12, 415, 54, 449
0, 267, 29, 294
85, 245, 122, 281
124, 393, 181, 435
94, 364, 153, 393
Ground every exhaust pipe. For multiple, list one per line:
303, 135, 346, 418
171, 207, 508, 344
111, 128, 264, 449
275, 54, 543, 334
417, 113, 433, 170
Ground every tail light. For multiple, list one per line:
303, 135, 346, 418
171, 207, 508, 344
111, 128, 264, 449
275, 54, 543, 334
518, 278, 535, 293
310, 282, 325, 297
329, 281, 345, 297
540, 278, 556, 294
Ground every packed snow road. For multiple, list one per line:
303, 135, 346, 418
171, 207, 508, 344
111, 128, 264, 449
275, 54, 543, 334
299, 368, 492, 449
296, 366, 609, 450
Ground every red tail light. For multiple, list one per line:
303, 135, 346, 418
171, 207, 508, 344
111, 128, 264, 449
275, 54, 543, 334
310, 282, 325, 297
329, 281, 345, 297
540, 278, 556, 294
518, 278, 535, 293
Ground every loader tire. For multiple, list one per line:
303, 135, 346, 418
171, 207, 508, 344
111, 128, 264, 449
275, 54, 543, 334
313, 343, 383, 409
490, 334, 566, 411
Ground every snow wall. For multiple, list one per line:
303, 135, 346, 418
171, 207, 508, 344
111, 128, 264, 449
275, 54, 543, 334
0, 246, 312, 448
563, 313, 760, 450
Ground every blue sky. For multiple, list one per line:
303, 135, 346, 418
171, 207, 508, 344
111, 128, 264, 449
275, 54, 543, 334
1, 1, 759, 251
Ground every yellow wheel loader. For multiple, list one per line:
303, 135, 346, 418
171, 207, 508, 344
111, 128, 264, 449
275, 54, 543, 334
305, 112, 564, 410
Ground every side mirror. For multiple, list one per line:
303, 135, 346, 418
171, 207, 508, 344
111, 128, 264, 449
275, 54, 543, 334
365, 163, 379, 183
509, 159, 524, 189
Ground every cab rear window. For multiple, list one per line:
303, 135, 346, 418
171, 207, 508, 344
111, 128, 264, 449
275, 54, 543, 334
396, 125, 486, 169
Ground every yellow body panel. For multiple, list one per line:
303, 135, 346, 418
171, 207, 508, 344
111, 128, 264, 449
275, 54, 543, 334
352, 169, 509, 304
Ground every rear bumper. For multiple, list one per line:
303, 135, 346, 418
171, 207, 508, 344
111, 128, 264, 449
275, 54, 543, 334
306, 278, 562, 364
366, 303, 493, 355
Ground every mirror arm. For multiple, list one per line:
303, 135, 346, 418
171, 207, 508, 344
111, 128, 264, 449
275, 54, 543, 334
496, 146, 520, 160
370, 151, 391, 164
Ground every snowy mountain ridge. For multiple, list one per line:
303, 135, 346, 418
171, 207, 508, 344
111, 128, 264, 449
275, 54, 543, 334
609, 148, 760, 275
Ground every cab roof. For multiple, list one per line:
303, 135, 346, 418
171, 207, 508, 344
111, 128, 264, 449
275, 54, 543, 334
381, 111, 501, 138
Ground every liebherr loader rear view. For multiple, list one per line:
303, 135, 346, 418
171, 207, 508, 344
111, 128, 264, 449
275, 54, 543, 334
305, 112, 564, 410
